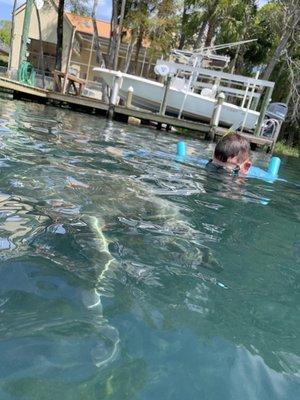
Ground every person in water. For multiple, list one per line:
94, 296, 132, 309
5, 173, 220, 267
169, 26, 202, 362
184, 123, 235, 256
206, 133, 252, 176
106, 132, 252, 176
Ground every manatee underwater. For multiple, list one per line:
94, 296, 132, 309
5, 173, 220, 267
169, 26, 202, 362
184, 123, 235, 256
0, 167, 222, 372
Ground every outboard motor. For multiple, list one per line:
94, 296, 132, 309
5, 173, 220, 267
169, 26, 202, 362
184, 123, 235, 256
266, 102, 288, 122
262, 102, 288, 138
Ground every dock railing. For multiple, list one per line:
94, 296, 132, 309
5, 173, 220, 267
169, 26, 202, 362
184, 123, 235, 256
156, 59, 275, 136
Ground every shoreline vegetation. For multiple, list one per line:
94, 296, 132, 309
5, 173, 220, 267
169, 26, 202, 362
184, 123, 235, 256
274, 141, 299, 158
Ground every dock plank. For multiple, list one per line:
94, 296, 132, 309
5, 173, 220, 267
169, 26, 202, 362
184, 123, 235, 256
47, 91, 108, 111
0, 76, 47, 97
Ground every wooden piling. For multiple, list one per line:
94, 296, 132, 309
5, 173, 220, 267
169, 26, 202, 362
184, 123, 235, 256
159, 75, 172, 116
208, 92, 225, 140
126, 86, 134, 108
108, 72, 123, 120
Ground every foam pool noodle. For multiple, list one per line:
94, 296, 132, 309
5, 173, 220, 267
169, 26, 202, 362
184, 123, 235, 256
267, 157, 281, 178
176, 141, 186, 160
175, 141, 281, 183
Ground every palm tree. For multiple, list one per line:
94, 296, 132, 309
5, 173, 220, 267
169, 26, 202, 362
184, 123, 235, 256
55, 0, 65, 71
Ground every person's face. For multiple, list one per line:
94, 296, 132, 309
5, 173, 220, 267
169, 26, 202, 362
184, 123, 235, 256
227, 154, 252, 175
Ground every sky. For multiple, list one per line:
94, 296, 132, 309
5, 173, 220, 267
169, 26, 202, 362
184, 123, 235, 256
0, 0, 112, 21
0, 0, 269, 22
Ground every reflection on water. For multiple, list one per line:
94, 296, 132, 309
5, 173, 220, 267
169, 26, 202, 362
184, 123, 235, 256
0, 99, 299, 399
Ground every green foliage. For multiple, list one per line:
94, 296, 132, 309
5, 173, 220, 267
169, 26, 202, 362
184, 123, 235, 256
66, 0, 90, 15
243, 2, 281, 67
124, 0, 180, 54
274, 141, 299, 157
0, 20, 11, 45
121, 0, 300, 146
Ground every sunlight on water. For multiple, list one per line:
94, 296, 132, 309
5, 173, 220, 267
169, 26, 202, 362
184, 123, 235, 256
0, 99, 299, 399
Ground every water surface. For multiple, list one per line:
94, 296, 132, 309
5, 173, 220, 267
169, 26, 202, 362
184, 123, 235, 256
0, 99, 299, 399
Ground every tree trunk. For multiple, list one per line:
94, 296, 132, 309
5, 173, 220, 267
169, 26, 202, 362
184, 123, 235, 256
178, 33, 185, 50
124, 31, 136, 73
261, 29, 291, 81
194, 20, 208, 50
204, 20, 217, 48
92, 0, 108, 102
146, 53, 153, 78
113, 0, 126, 70
35, 5, 45, 88
230, 44, 240, 74
92, 0, 105, 65
178, 1, 188, 50
107, 0, 118, 68
55, 0, 65, 71
8, 0, 18, 76
134, 28, 144, 75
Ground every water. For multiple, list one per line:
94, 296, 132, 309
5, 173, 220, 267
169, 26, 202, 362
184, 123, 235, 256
0, 99, 299, 400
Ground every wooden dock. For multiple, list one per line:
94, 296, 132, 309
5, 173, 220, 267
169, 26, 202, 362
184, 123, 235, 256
0, 76, 274, 151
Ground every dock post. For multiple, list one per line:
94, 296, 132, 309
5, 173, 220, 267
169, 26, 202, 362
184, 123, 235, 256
159, 75, 172, 116
126, 86, 134, 108
253, 86, 273, 136
208, 92, 225, 140
108, 72, 122, 120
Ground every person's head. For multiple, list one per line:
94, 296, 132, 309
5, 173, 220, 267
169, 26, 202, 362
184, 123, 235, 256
213, 133, 252, 175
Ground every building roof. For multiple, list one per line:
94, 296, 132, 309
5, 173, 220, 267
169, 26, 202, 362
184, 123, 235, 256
64, 12, 111, 39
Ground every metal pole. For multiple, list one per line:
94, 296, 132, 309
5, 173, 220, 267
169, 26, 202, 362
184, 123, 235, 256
159, 75, 172, 115
270, 120, 281, 153
253, 86, 273, 136
140, 49, 147, 77
62, 26, 76, 94
18, 0, 34, 72
241, 83, 249, 108
240, 71, 260, 132
178, 58, 197, 119
86, 33, 95, 83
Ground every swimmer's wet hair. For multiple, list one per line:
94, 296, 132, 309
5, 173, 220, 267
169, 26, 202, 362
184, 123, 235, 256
214, 133, 250, 163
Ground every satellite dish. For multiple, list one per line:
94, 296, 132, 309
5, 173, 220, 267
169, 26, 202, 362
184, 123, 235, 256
154, 64, 170, 76
35, 0, 44, 10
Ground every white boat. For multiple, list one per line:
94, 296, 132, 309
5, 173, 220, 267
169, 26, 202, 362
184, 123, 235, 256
94, 67, 259, 130
93, 43, 274, 131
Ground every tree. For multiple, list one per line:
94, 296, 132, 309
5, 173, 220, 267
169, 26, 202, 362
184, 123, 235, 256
91, 0, 109, 102
106, 0, 121, 69
261, 0, 300, 81
91, 0, 105, 65
123, 0, 179, 74
113, 0, 127, 70
66, 0, 90, 15
0, 20, 11, 45
55, 0, 65, 71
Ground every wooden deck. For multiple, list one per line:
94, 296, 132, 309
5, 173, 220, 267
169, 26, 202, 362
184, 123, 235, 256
0, 76, 274, 151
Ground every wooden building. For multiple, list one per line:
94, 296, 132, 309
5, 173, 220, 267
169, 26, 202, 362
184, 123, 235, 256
10, 0, 152, 83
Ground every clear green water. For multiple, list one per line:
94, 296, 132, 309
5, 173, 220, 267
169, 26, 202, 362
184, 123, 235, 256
0, 99, 299, 400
